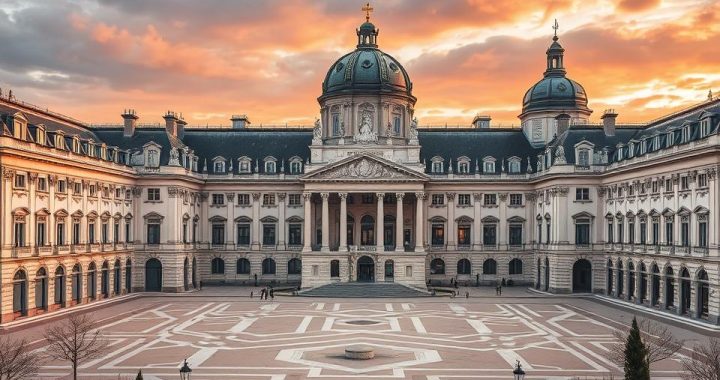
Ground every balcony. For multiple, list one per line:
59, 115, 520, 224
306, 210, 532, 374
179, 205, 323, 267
692, 246, 709, 257
287, 244, 303, 251
457, 244, 472, 251
675, 246, 689, 255
10, 246, 31, 258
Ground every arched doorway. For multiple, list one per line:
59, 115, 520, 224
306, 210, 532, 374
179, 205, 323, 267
664, 266, 675, 309
544, 258, 549, 291
606, 259, 614, 296
113, 260, 121, 295
192, 257, 197, 289
357, 256, 375, 282
639, 263, 647, 304
13, 270, 28, 317
697, 269, 709, 319
679, 267, 691, 315
54, 266, 66, 308
183, 257, 189, 291
572, 259, 592, 293
617, 261, 624, 298
384, 260, 394, 282
651, 264, 660, 307
35, 267, 48, 311
536, 258, 541, 289
125, 259, 132, 293
87, 262, 97, 300
360, 216, 375, 246
71, 264, 82, 303
628, 261, 635, 300
145, 258, 163, 292
101, 261, 109, 298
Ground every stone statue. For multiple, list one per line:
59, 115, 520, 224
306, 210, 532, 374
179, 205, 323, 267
168, 147, 181, 166
312, 118, 322, 144
338, 121, 345, 136
408, 117, 419, 145
555, 145, 567, 164
146, 150, 159, 167
353, 112, 378, 144
386, 122, 392, 137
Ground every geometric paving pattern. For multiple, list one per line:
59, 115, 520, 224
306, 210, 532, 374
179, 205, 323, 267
34, 299, 686, 379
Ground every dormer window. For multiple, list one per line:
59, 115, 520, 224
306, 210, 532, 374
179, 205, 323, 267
238, 157, 252, 174
36, 125, 46, 145
12, 113, 28, 140
653, 135, 661, 150
616, 145, 624, 161
214, 161, 225, 173
457, 157, 470, 174
640, 139, 647, 155
431, 157, 444, 174
87, 141, 95, 157
577, 149, 590, 166
682, 125, 691, 142
700, 119, 710, 137
627, 142, 635, 158
665, 132, 674, 148
264, 157, 277, 174
508, 157, 521, 174
55, 132, 65, 150
100, 144, 108, 160
289, 158, 303, 174
72, 137, 81, 154
482, 157, 496, 173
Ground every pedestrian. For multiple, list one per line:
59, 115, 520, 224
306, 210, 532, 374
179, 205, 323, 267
250, 291, 253, 298
199, 280, 203, 290
499, 283, 503, 296
465, 291, 469, 299
270, 288, 274, 300
260, 288, 265, 300
495, 280, 501, 296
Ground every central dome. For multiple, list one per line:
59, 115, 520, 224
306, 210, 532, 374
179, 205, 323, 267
320, 21, 413, 100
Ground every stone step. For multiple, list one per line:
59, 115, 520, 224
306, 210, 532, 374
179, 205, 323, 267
300, 282, 431, 298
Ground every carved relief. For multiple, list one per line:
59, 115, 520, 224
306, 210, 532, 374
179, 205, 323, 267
313, 158, 413, 180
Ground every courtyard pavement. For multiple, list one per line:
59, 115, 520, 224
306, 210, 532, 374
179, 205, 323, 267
5, 286, 716, 380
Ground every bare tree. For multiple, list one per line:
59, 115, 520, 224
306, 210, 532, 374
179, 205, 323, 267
44, 313, 109, 380
609, 318, 683, 372
0, 336, 42, 380
681, 338, 720, 380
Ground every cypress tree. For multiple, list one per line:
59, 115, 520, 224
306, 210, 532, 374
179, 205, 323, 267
624, 317, 650, 380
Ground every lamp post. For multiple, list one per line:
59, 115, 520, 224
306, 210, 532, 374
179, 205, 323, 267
179, 359, 192, 380
512, 360, 525, 380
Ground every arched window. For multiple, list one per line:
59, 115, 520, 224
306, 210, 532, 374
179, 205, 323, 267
457, 259, 471, 275
288, 258, 302, 275
430, 258, 445, 275
360, 215, 375, 246
262, 258, 276, 275
236, 258, 251, 274
483, 259, 497, 275
13, 269, 28, 315
211, 258, 225, 274
509, 258, 523, 275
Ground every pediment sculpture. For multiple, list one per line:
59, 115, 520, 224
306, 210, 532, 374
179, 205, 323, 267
353, 113, 378, 144
315, 157, 409, 180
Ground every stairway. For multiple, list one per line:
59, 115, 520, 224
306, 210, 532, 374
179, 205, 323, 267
299, 282, 431, 298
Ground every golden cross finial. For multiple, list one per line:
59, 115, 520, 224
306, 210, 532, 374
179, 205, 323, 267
362, 2, 374, 22
553, 19, 559, 37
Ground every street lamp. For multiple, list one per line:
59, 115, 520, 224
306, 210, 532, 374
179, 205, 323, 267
512, 360, 525, 380
179, 359, 192, 380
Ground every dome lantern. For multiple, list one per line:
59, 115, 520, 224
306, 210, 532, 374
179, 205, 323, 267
544, 20, 566, 78
357, 3, 379, 48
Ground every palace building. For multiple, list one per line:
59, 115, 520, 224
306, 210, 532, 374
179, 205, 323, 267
1, 15, 719, 325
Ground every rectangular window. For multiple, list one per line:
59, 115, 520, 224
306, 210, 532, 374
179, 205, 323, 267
125, 222, 131, 243
537, 223, 542, 243
578, 149, 589, 166
237, 224, 250, 245
628, 221, 635, 244
37, 177, 47, 191
483, 194, 497, 205
680, 176, 689, 190
147, 188, 160, 201
36, 222, 46, 246
681, 221, 689, 247
618, 222, 624, 243
57, 180, 67, 193
509, 194, 523, 206
73, 222, 80, 245
393, 114, 401, 134
457, 225, 471, 245
509, 224, 523, 246
458, 194, 471, 206
237, 194, 250, 205
698, 173, 708, 188
263, 194, 276, 206
192, 222, 197, 243
483, 224, 497, 245
652, 221, 659, 245
431, 224, 444, 245
362, 194, 374, 204
289, 224, 302, 245
575, 220, 590, 245
114, 223, 119, 243
212, 224, 225, 245
699, 221, 708, 247
288, 194, 301, 206
182, 222, 188, 243
640, 222, 647, 244
88, 222, 96, 244
607, 221, 614, 243
56, 223, 65, 245
89, 185, 96, 197
147, 223, 160, 244
263, 224, 276, 245
212, 194, 224, 205
576, 188, 590, 201
14, 174, 25, 188
546, 222, 551, 243
14, 222, 25, 247
665, 179, 672, 192
652, 181, 658, 193
332, 113, 340, 135
665, 220, 673, 245
432, 161, 443, 173
431, 194, 444, 206
101, 222, 108, 243
115, 188, 121, 198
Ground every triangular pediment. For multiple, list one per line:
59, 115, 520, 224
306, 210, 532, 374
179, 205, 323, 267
301, 154, 428, 182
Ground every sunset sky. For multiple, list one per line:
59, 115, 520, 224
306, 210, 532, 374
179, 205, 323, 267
0, 0, 718, 127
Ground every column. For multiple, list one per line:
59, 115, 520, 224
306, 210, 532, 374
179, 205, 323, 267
321, 192, 329, 251
376, 193, 385, 252
339, 193, 348, 252
446, 192, 456, 250
472, 193, 482, 250
278, 193, 286, 249
251, 192, 260, 249
395, 193, 404, 252
415, 192, 424, 252
303, 193, 312, 251
28, 173, 37, 248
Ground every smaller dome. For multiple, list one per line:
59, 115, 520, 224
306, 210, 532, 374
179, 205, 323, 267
359, 22, 376, 32
522, 77, 589, 113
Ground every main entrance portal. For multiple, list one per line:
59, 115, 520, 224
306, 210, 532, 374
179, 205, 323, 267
357, 256, 375, 282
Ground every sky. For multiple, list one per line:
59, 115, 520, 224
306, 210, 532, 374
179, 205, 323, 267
0, 0, 718, 127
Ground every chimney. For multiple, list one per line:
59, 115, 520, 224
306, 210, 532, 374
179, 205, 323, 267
176, 114, 186, 139
471, 115, 491, 129
601, 109, 617, 137
121, 109, 138, 137
231, 114, 251, 129
555, 113, 571, 136
163, 111, 180, 137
